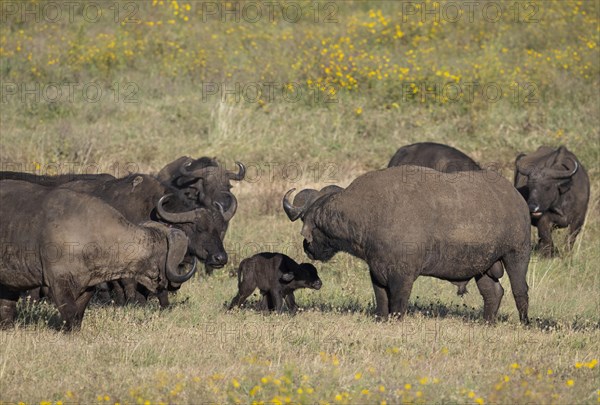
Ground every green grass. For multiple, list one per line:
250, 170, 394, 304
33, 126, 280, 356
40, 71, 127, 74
1, 1, 599, 403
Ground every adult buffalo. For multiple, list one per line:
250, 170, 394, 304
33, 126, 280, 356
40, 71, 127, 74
514, 146, 590, 256
60, 173, 235, 306
387, 142, 481, 172
3, 155, 244, 304
387, 142, 498, 295
283, 166, 531, 323
0, 180, 193, 330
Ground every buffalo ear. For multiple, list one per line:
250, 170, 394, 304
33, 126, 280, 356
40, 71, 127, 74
558, 179, 572, 194
280, 273, 294, 282
167, 229, 188, 271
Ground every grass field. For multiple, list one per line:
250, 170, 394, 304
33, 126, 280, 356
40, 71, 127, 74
0, 0, 599, 403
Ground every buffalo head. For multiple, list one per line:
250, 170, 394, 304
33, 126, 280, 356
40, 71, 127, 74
156, 193, 236, 268
156, 156, 245, 212
282, 186, 344, 262
515, 147, 579, 218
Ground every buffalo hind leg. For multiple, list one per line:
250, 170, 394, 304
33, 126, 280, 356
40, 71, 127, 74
369, 270, 389, 318
475, 268, 504, 323
502, 253, 530, 325
228, 284, 255, 310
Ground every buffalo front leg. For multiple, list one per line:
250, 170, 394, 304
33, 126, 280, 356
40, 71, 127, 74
269, 289, 285, 313
536, 213, 568, 257
567, 219, 585, 251
109, 281, 126, 305
72, 288, 95, 327
475, 267, 504, 323
51, 287, 82, 331
387, 273, 415, 319
156, 290, 170, 308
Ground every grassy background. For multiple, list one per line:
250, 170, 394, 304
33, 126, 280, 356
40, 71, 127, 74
1, 0, 598, 403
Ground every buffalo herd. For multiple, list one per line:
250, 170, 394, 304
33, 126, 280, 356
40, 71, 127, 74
0, 143, 590, 330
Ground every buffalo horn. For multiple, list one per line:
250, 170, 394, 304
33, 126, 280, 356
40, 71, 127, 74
215, 192, 238, 222
179, 160, 217, 179
546, 158, 578, 179
166, 257, 197, 284
283, 188, 305, 222
227, 161, 246, 181
156, 194, 199, 223
515, 155, 534, 176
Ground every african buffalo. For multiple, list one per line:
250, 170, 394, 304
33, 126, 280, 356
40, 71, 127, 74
60, 173, 234, 306
387, 142, 502, 295
228, 252, 322, 312
514, 146, 590, 256
3, 156, 245, 303
283, 166, 531, 323
388, 142, 481, 172
0, 180, 194, 330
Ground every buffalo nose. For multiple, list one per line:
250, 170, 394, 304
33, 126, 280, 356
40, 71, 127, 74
211, 252, 228, 266
313, 280, 323, 290
528, 203, 540, 213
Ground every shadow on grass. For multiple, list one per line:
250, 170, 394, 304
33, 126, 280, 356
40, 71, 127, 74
12, 289, 188, 331
300, 297, 600, 332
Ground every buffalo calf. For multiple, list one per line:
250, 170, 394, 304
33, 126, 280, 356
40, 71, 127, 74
228, 252, 322, 312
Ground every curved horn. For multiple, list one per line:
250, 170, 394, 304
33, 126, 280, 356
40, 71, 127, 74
515, 153, 534, 176
179, 160, 217, 179
166, 257, 197, 284
215, 192, 238, 222
282, 188, 306, 222
156, 194, 198, 223
227, 161, 246, 181
546, 157, 579, 179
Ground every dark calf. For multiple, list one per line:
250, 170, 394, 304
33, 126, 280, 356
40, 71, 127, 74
228, 252, 322, 312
